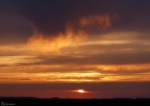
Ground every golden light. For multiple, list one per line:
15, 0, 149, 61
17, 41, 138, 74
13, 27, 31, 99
78, 89, 85, 93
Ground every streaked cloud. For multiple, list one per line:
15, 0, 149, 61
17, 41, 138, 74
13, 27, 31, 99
0, 0, 150, 85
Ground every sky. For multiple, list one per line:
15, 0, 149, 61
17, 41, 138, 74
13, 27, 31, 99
0, 0, 150, 98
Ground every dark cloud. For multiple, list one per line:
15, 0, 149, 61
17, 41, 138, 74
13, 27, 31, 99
99, 69, 150, 76
61, 42, 150, 53
1, 0, 149, 40
0, 64, 9, 67
12, 0, 115, 34
30, 50, 150, 65
115, 0, 150, 32
46, 77, 102, 81
19, 78, 31, 80
2, 49, 150, 66
0, 8, 33, 45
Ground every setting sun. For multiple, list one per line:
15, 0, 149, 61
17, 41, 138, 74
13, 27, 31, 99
78, 89, 85, 93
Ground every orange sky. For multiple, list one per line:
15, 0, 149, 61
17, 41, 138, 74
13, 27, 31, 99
0, 0, 150, 98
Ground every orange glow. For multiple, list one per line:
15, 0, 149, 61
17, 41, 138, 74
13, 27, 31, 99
1, 64, 150, 84
27, 26, 86, 54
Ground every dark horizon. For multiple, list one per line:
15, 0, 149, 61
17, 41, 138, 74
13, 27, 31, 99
1, 97, 150, 106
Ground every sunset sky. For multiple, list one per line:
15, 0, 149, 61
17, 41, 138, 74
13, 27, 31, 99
0, 0, 150, 98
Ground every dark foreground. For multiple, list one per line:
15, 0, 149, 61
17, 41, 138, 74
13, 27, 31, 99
0, 97, 150, 106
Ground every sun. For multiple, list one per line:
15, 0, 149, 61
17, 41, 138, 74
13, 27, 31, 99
77, 89, 85, 93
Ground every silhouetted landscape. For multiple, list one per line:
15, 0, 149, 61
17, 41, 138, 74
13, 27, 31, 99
0, 97, 150, 106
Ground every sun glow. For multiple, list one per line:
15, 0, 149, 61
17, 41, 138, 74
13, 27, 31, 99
78, 89, 85, 93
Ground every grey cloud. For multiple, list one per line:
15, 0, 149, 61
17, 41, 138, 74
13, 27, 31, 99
0, 9, 33, 45
1, 0, 150, 41
98, 68, 150, 76
61, 42, 150, 53
2, 49, 150, 66
33, 51, 150, 65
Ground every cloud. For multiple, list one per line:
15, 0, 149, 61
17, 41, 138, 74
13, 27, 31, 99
0, 0, 118, 47
1, 0, 150, 84
29, 50, 150, 65
79, 14, 111, 30
19, 78, 31, 80
1, 43, 150, 66
0, 7, 33, 45
1, 0, 150, 47
27, 26, 87, 53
